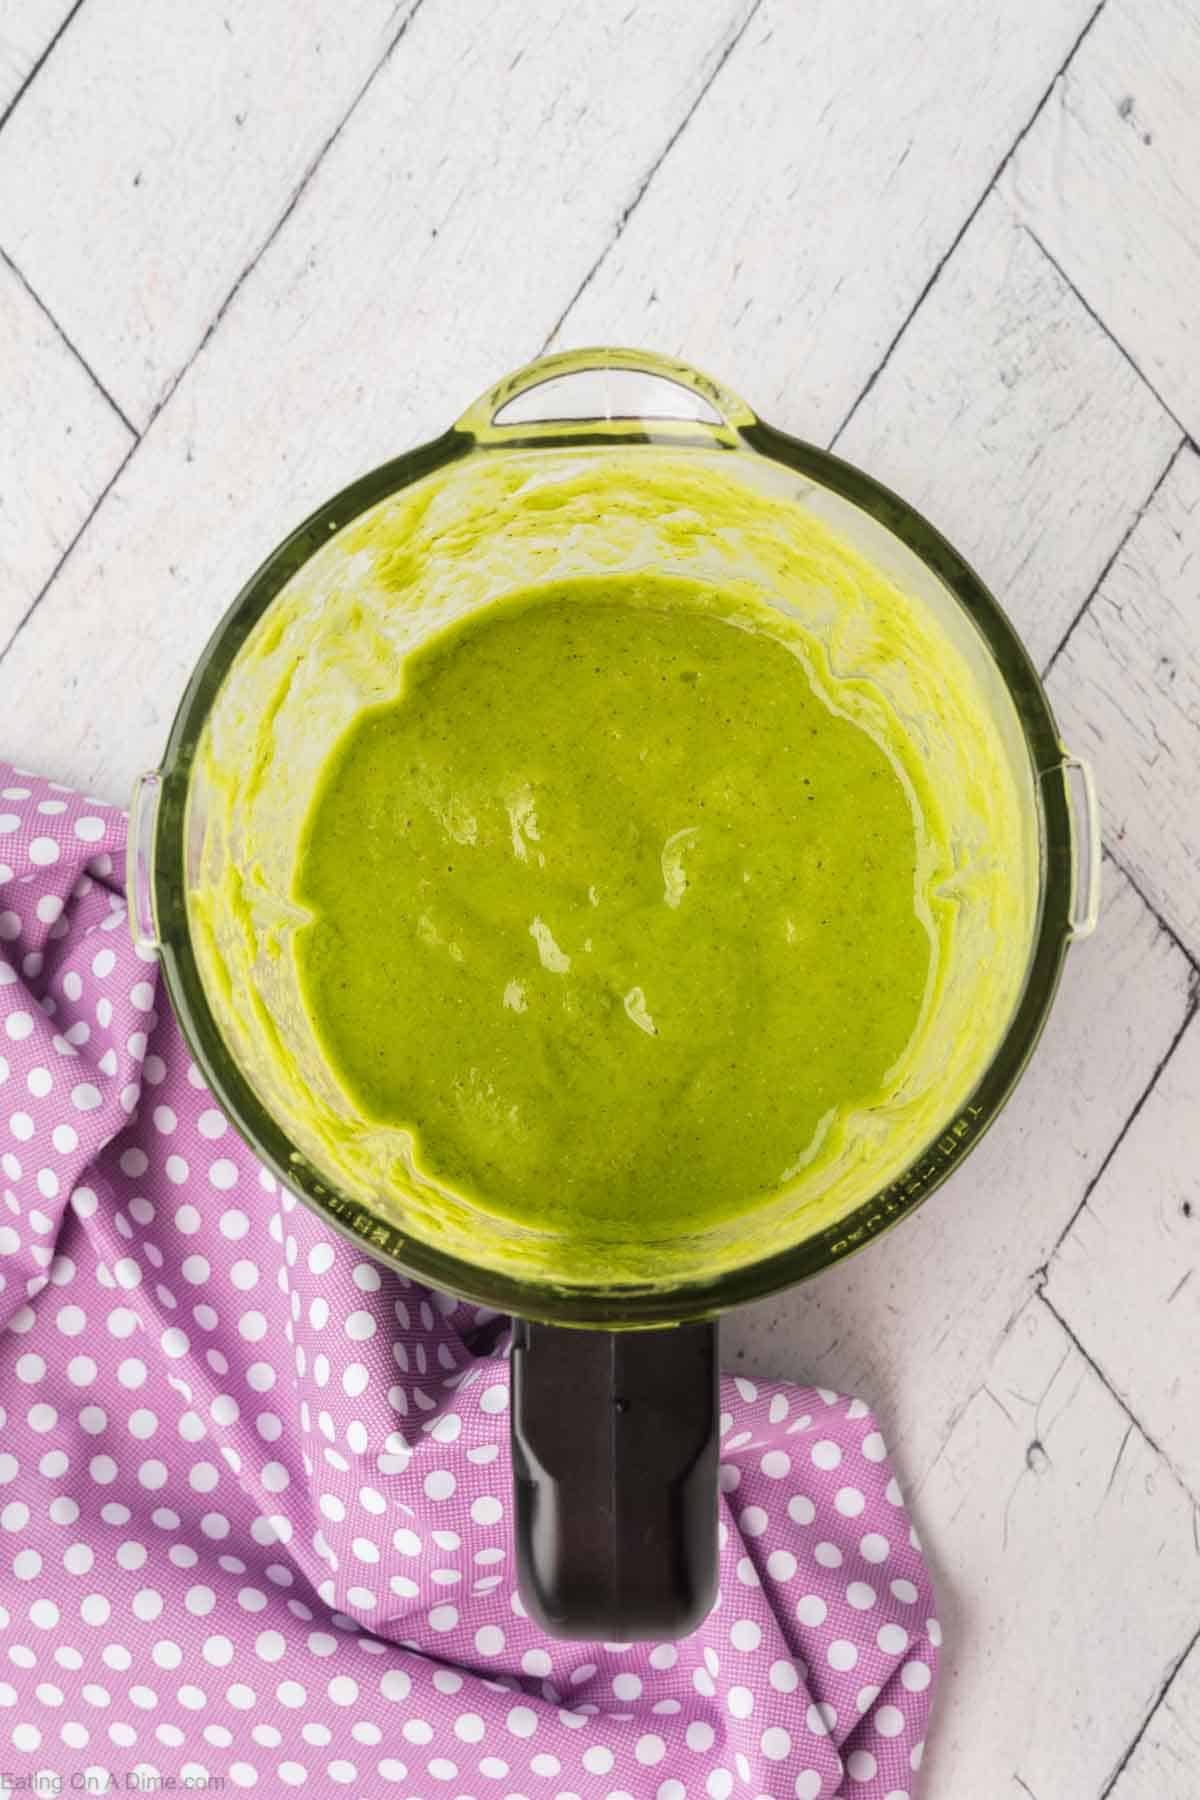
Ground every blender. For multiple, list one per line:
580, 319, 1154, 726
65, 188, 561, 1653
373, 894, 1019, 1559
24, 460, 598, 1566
128, 348, 1099, 1638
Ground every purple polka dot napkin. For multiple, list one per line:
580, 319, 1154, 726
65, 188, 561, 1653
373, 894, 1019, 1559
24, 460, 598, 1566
0, 762, 938, 1796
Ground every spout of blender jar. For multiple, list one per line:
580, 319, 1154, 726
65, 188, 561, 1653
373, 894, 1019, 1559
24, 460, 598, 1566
511, 1318, 719, 1641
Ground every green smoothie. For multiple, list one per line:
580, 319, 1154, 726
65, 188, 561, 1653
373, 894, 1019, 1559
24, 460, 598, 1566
190, 445, 1033, 1290
292, 577, 933, 1241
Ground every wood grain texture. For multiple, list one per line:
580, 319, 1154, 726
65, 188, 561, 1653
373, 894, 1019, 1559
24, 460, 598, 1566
1009, 0, 1200, 439
724, 861, 1193, 1484
836, 195, 1180, 670
556, 0, 1100, 442
0, 0, 756, 799
1, 0, 1198, 1786
1107, 1636, 1200, 1799
914, 1297, 1200, 1799
1049, 446, 1200, 961
0, 0, 75, 117
0, 251, 132, 648
1046, 1010, 1200, 1499
0, 0, 413, 426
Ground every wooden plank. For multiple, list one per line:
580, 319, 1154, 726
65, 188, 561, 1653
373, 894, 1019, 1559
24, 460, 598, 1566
725, 860, 1194, 1487
0, 0, 75, 117
836, 194, 1180, 671
0, 0, 413, 427
1048, 446, 1200, 961
1046, 1011, 1200, 1500
1008, 0, 1200, 441
0, 252, 133, 649
557, 0, 1099, 443
1107, 1637, 1200, 1800
915, 1296, 1200, 1799
0, 0, 756, 798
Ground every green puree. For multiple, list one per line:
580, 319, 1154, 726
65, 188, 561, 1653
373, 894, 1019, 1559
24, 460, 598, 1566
293, 578, 931, 1242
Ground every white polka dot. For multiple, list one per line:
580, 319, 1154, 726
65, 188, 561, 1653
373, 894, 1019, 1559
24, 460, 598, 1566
706, 1769, 733, 1799
760, 1449, 790, 1479
901, 1658, 931, 1691
860, 1532, 890, 1563
847, 1750, 877, 1783
795, 1774, 823, 1800
739, 1505, 768, 1538
891, 1578, 919, 1605
29, 838, 60, 867
729, 1619, 761, 1652
814, 1541, 842, 1568
874, 1703, 906, 1738
728, 1686, 754, 1719
219, 1204, 248, 1234
74, 817, 106, 843
927, 1615, 943, 1646
474, 1626, 504, 1657
255, 1631, 285, 1663
878, 1624, 909, 1656
582, 1747, 613, 1775
828, 1639, 858, 1671
847, 1581, 877, 1610
760, 1727, 790, 1762
836, 1485, 866, 1517
766, 1548, 796, 1580
424, 1470, 455, 1501
478, 1383, 508, 1413
796, 1592, 827, 1627
70, 1083, 101, 1112
806, 1702, 836, 1737
811, 1439, 841, 1470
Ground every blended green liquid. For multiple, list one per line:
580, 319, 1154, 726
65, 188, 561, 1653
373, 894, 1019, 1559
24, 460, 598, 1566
294, 578, 931, 1241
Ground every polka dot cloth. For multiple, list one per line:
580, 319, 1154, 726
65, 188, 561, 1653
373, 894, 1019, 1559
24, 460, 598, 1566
0, 764, 938, 1795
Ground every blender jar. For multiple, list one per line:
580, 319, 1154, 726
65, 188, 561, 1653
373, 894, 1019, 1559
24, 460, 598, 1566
128, 348, 1099, 1636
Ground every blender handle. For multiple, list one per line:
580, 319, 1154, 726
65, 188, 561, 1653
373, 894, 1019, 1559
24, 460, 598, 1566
510, 1318, 719, 1642
455, 346, 757, 446
1062, 754, 1101, 938
127, 770, 163, 954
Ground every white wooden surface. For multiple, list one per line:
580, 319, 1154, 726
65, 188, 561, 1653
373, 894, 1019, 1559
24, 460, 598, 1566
1, 1, 1198, 1792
